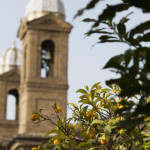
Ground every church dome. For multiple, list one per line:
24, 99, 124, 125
25, 0, 65, 21
0, 42, 22, 74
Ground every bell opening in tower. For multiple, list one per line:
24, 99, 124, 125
40, 40, 55, 78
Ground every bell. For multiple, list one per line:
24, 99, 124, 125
44, 51, 52, 60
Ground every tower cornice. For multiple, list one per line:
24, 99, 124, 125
18, 13, 72, 40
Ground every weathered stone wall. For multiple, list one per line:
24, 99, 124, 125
18, 13, 71, 135
0, 12, 72, 150
0, 70, 20, 145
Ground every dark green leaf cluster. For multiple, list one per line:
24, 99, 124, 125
75, 0, 150, 132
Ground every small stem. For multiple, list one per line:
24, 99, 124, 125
38, 114, 68, 136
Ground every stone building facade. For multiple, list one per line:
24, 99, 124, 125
0, 0, 72, 149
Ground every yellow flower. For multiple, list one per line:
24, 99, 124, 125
119, 105, 124, 109
93, 128, 96, 133
31, 147, 38, 150
117, 99, 122, 107
101, 139, 107, 145
118, 117, 123, 121
93, 110, 97, 114
54, 139, 60, 145
30, 114, 39, 121
86, 131, 90, 135
73, 124, 77, 128
147, 122, 150, 127
89, 132, 96, 139
125, 105, 129, 108
100, 89, 104, 92
86, 111, 93, 118
55, 106, 61, 113
89, 96, 92, 101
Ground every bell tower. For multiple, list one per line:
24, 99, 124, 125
17, 0, 72, 135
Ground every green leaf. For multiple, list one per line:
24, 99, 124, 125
84, 85, 89, 91
98, 39, 122, 43
74, 9, 84, 19
75, 122, 83, 131
133, 103, 150, 116
106, 78, 141, 97
79, 99, 93, 105
123, 0, 150, 13
94, 98, 102, 105
68, 103, 78, 108
104, 125, 112, 134
139, 32, 150, 42
146, 48, 150, 72
117, 23, 126, 35
45, 129, 58, 137
39, 108, 45, 113
93, 3, 130, 27
85, 29, 113, 36
91, 119, 103, 126
126, 37, 140, 46
32, 111, 38, 115
129, 20, 150, 38
99, 35, 117, 42
74, 0, 99, 18
53, 102, 57, 109
76, 142, 92, 149
50, 134, 62, 141
133, 51, 139, 73
124, 49, 132, 67
119, 12, 133, 24
85, 0, 99, 9
105, 93, 113, 98
116, 117, 145, 129
82, 18, 96, 22
54, 145, 65, 150
103, 54, 125, 71
76, 89, 87, 94
79, 93, 89, 99
88, 148, 95, 150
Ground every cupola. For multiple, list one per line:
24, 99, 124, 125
25, 0, 65, 21
0, 42, 22, 74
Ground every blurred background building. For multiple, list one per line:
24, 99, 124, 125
0, 0, 71, 149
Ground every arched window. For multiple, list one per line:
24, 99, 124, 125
40, 40, 55, 78
6, 89, 19, 120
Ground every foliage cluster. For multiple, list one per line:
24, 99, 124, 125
31, 83, 150, 150
31, 0, 150, 149
75, 0, 150, 129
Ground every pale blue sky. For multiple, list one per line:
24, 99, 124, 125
0, 0, 149, 118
